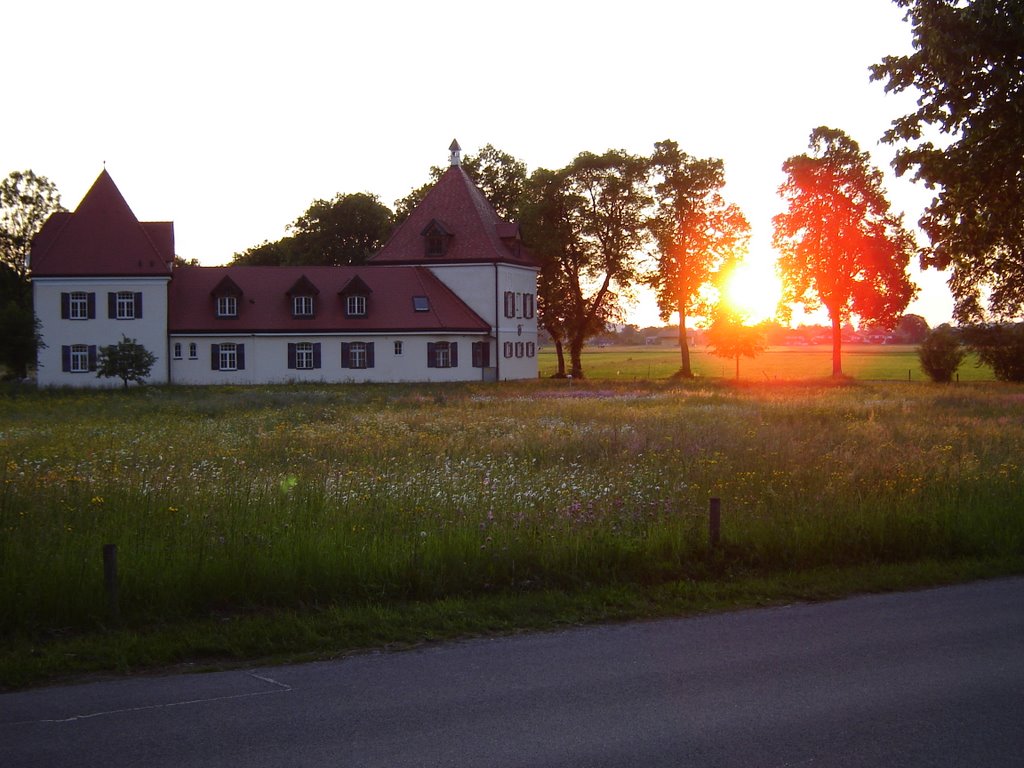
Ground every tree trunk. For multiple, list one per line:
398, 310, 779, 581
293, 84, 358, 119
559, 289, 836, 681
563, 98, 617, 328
831, 314, 843, 377
568, 333, 585, 379
554, 340, 566, 377
677, 310, 693, 378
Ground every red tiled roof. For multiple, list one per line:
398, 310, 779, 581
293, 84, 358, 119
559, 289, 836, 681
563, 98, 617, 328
372, 165, 538, 267
168, 265, 490, 334
30, 170, 173, 277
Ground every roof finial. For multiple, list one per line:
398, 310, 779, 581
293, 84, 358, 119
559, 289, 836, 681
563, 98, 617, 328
449, 139, 462, 167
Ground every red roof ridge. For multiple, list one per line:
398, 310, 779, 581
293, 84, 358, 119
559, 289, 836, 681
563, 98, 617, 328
372, 165, 537, 267
30, 169, 174, 276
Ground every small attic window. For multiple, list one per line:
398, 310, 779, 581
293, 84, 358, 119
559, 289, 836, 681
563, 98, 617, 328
421, 219, 452, 257
339, 275, 372, 318
288, 275, 320, 318
412, 296, 430, 312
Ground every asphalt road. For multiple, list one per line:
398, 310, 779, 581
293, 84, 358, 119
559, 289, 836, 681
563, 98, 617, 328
3, 577, 1023, 767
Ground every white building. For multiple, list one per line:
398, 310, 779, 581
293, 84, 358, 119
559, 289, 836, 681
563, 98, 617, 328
31, 145, 539, 386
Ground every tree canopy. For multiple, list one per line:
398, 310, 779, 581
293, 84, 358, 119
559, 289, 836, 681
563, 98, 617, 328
773, 126, 918, 377
647, 140, 750, 378
524, 150, 651, 379
1, 170, 64, 281
233, 192, 393, 267
870, 0, 1024, 321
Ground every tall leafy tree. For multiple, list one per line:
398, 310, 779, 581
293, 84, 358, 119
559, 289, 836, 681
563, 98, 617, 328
537, 150, 651, 379
647, 140, 751, 378
773, 127, 918, 377
0, 266, 44, 379
233, 192, 393, 266
0, 170, 63, 378
870, 0, 1024, 320
1, 170, 64, 281
520, 168, 575, 376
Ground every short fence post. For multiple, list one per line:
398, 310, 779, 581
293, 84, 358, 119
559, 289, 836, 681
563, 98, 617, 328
709, 497, 721, 549
103, 543, 120, 622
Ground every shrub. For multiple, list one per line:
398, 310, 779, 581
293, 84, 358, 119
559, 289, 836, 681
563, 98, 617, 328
961, 323, 1024, 382
918, 324, 966, 383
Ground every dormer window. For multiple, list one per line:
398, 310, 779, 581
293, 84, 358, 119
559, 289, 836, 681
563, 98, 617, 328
346, 295, 366, 317
211, 275, 243, 318
339, 274, 372, 319
421, 219, 452, 257
217, 295, 237, 317
287, 275, 320, 318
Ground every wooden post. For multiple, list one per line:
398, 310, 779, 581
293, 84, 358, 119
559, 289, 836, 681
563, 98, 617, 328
709, 498, 721, 549
103, 543, 120, 622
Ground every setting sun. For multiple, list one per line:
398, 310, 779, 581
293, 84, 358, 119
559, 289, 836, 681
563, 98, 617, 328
721, 260, 783, 323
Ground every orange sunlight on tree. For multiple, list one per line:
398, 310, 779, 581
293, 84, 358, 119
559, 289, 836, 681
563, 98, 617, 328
720, 260, 782, 324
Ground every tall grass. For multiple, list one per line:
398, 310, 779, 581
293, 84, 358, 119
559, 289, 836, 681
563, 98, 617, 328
1, 379, 1021, 636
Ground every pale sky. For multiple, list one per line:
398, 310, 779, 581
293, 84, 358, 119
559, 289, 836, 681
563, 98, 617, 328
3, 0, 954, 327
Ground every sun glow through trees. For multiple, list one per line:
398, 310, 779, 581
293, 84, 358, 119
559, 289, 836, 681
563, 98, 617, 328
720, 259, 782, 324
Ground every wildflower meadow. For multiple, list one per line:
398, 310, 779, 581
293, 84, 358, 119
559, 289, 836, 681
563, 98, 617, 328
2, 377, 1021, 641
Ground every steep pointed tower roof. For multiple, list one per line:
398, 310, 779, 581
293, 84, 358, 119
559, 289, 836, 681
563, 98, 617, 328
371, 144, 537, 268
30, 169, 174, 276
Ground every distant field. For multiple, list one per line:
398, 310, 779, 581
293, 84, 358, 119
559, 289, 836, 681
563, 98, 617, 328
539, 344, 995, 382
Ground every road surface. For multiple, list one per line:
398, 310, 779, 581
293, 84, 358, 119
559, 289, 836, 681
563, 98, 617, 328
3, 577, 1023, 767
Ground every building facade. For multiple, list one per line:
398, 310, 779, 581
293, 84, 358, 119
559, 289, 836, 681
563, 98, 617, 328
30, 146, 539, 387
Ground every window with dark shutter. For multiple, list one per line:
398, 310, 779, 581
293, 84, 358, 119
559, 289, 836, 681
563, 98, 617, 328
108, 292, 116, 319
134, 292, 143, 319
504, 291, 515, 318
472, 341, 490, 368
427, 342, 436, 368
237, 345, 245, 370
312, 342, 321, 369
65, 292, 92, 320
211, 344, 221, 370
287, 343, 297, 369
449, 342, 458, 368
341, 342, 351, 368
61, 345, 71, 372
365, 342, 374, 369
87, 345, 98, 371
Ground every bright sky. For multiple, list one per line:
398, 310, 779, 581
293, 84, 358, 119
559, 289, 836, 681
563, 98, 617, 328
3, 0, 954, 328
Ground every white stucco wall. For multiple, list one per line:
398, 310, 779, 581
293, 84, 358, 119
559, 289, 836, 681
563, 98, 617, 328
168, 333, 494, 385
428, 263, 539, 380
33, 277, 170, 388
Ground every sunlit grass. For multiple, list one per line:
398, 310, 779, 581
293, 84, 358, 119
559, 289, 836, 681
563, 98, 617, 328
542, 344, 995, 381
1, 376, 1020, 649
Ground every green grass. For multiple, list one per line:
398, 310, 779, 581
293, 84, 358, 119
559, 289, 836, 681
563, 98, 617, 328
0, 358, 1020, 688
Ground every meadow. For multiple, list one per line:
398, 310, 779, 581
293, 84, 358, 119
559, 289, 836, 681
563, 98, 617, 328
1, 348, 1020, 685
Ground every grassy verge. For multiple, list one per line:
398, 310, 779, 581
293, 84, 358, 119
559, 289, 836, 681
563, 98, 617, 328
3, 556, 1020, 690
